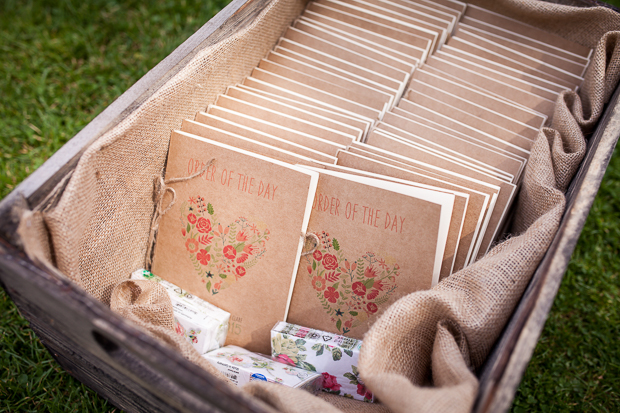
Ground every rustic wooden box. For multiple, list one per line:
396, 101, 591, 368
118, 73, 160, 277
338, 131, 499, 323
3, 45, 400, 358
1, 0, 619, 412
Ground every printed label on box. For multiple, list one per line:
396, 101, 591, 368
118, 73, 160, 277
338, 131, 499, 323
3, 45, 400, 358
271, 321, 374, 402
203, 345, 323, 392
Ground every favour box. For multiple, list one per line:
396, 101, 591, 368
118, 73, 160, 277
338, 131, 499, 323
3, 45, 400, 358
131, 269, 230, 354
271, 321, 373, 402
203, 345, 324, 392
1, 0, 619, 412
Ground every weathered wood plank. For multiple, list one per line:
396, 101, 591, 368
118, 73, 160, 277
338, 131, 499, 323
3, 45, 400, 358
0, 238, 269, 413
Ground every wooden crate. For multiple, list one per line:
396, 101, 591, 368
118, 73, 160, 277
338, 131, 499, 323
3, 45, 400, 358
1, 0, 619, 412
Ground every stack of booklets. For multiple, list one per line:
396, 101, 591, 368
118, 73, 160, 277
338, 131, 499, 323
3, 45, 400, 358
150, 0, 592, 354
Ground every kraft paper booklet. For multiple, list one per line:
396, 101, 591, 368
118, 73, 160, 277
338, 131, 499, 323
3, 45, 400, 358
286, 168, 455, 338
151, 130, 320, 354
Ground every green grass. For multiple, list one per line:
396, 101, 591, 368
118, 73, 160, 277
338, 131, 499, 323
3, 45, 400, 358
0, 0, 230, 411
0, 0, 619, 411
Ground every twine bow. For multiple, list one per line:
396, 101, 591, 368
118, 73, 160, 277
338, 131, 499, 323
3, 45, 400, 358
145, 159, 214, 269
301, 232, 320, 257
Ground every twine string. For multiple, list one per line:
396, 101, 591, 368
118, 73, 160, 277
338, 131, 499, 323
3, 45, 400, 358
301, 232, 320, 257
145, 159, 214, 269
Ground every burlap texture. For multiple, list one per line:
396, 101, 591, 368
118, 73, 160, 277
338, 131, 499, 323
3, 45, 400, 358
15, 0, 620, 412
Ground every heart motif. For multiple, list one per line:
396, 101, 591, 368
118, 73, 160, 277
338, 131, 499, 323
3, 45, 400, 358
180, 195, 270, 295
302, 231, 400, 334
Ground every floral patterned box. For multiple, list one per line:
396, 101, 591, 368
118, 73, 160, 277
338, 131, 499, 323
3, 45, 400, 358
203, 345, 323, 392
271, 321, 374, 402
131, 269, 230, 354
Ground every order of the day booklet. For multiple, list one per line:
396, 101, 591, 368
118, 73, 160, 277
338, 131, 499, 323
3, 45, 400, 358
286, 167, 454, 338
151, 130, 319, 354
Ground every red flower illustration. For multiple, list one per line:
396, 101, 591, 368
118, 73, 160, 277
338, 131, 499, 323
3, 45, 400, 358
364, 266, 378, 278
214, 281, 222, 290
188, 197, 197, 205
198, 234, 213, 245
185, 238, 199, 254
236, 266, 246, 277
367, 289, 379, 300
196, 217, 212, 233
236, 230, 249, 242
367, 302, 378, 314
175, 322, 184, 336
197, 249, 211, 266
357, 383, 372, 400
236, 253, 249, 264
311, 275, 326, 291
322, 373, 342, 392
352, 281, 367, 296
324, 286, 339, 303
322, 253, 338, 270
223, 245, 236, 259
243, 244, 258, 256
307, 265, 313, 274
325, 271, 340, 283
187, 213, 197, 224
313, 249, 322, 262
276, 354, 296, 366
181, 228, 186, 236
373, 279, 385, 291
344, 319, 353, 328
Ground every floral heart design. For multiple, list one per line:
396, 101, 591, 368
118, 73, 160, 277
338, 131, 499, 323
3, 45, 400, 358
180, 195, 269, 295
302, 231, 400, 334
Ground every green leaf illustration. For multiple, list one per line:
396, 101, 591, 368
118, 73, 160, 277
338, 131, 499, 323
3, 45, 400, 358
332, 238, 340, 251
351, 365, 359, 376
316, 345, 324, 356
312, 260, 317, 271
207, 203, 214, 215
295, 338, 306, 346
206, 281, 212, 291
301, 361, 317, 372
349, 311, 358, 316
343, 372, 359, 385
332, 348, 342, 361
311, 343, 322, 351
344, 349, 353, 357
336, 319, 342, 331
363, 278, 374, 289
219, 273, 227, 279
186, 223, 191, 233
235, 242, 245, 252
332, 282, 340, 290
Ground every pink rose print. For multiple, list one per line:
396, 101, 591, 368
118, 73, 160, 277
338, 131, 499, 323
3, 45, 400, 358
276, 354, 296, 366
223, 245, 236, 259
196, 217, 212, 233
322, 253, 338, 270
187, 213, 197, 224
357, 383, 373, 400
197, 249, 211, 266
322, 373, 342, 392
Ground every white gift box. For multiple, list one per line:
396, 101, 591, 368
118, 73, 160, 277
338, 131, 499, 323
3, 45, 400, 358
271, 321, 374, 402
131, 269, 230, 354
203, 345, 323, 391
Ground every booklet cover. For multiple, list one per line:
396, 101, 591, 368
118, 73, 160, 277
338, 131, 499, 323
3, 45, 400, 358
286, 168, 454, 338
151, 130, 319, 354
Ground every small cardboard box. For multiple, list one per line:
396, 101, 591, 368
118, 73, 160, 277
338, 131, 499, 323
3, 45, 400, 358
271, 321, 374, 402
131, 269, 230, 354
203, 345, 324, 392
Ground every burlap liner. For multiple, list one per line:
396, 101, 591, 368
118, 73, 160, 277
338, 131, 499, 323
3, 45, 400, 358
14, 0, 620, 412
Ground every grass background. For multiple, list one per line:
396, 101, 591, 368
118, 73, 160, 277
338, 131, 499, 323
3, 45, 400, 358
0, 0, 619, 411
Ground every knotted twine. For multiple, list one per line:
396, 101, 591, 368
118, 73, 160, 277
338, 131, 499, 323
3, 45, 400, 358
145, 159, 215, 270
